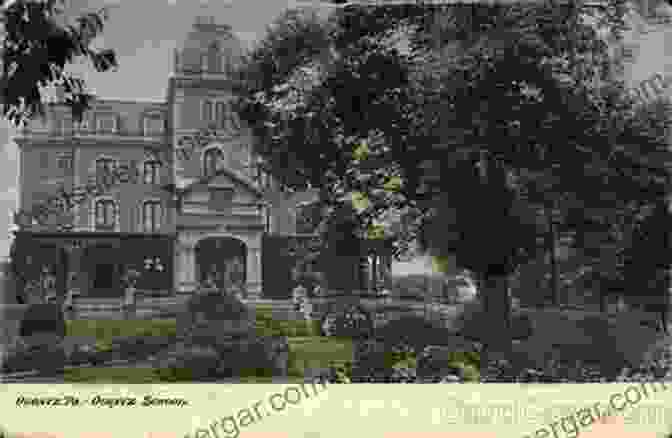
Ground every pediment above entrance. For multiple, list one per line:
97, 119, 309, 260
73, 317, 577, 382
182, 168, 263, 206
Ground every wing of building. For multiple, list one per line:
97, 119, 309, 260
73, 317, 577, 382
9, 14, 341, 301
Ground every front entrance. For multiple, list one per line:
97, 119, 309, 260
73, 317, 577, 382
195, 237, 247, 292
85, 244, 122, 297
93, 263, 116, 290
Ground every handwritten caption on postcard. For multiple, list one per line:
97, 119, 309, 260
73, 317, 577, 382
15, 395, 189, 408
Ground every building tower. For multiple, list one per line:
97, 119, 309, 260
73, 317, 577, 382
168, 9, 266, 297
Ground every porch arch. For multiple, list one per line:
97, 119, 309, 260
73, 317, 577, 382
194, 236, 247, 291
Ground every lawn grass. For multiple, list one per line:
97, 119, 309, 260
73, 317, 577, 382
66, 319, 177, 351
62, 337, 354, 383
63, 315, 353, 383
63, 366, 162, 383
287, 337, 355, 376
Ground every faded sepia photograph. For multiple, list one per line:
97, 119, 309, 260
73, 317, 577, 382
0, 0, 670, 384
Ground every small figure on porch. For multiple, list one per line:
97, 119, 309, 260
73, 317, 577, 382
41, 265, 57, 303
203, 267, 219, 292
292, 284, 308, 313
62, 272, 77, 316
122, 268, 141, 319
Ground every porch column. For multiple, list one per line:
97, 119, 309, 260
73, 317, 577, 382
175, 243, 186, 293
63, 241, 86, 297
246, 247, 262, 299
176, 241, 198, 293
67, 247, 83, 295
185, 245, 197, 292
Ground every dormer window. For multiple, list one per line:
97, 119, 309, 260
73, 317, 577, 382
95, 114, 117, 134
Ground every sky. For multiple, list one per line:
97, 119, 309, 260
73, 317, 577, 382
0, 0, 335, 258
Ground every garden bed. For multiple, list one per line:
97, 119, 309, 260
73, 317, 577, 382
2, 314, 353, 382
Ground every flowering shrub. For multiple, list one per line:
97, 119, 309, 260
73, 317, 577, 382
320, 304, 373, 339
323, 340, 475, 383
292, 285, 311, 319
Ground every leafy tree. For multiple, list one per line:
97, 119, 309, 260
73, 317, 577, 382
620, 197, 671, 331
1, 0, 118, 126
237, 1, 671, 359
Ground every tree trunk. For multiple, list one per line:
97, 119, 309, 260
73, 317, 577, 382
545, 206, 559, 307
480, 274, 512, 364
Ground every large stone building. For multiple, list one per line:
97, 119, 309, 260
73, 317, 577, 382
11, 15, 320, 300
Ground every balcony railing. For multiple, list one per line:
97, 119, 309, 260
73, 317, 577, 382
173, 65, 246, 82
17, 127, 168, 140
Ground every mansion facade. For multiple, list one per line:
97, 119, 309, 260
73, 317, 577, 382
11, 15, 323, 300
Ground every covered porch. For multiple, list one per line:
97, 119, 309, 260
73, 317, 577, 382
11, 231, 175, 301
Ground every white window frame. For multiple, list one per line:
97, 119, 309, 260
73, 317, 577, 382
201, 52, 208, 72
202, 144, 225, 178
57, 153, 73, 171
215, 101, 229, 128
91, 195, 119, 232
201, 99, 215, 123
57, 117, 73, 136
141, 199, 162, 233
142, 159, 162, 185
201, 98, 240, 130
143, 115, 164, 136
95, 155, 117, 178
76, 115, 91, 132
95, 113, 117, 134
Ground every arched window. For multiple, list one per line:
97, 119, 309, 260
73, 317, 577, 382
94, 198, 117, 231
203, 146, 225, 178
208, 41, 220, 73
95, 156, 116, 186
215, 101, 228, 128
143, 159, 161, 185
142, 200, 162, 232
202, 100, 214, 123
